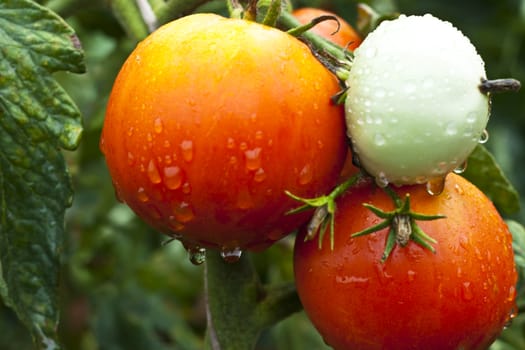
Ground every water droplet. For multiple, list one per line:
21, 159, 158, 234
127, 152, 135, 166
164, 166, 183, 190
147, 159, 162, 184
226, 137, 235, 149
99, 137, 106, 155
297, 164, 313, 185
127, 127, 134, 137
229, 156, 238, 166
445, 122, 457, 136
147, 133, 153, 142
137, 187, 149, 202
187, 246, 206, 265
180, 140, 194, 162
374, 133, 386, 146
407, 270, 416, 282
182, 182, 192, 194
478, 129, 489, 144
237, 187, 253, 209
255, 130, 264, 140
426, 176, 446, 196
245, 147, 262, 170
168, 216, 185, 232
220, 247, 243, 263
461, 281, 474, 301
239, 142, 248, 151
154, 118, 163, 134
466, 111, 478, 124
164, 140, 171, 148
172, 201, 195, 223
254, 168, 266, 182
375, 173, 389, 188
453, 160, 468, 174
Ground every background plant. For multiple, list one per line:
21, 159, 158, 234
0, 0, 524, 349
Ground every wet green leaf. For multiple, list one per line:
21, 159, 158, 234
0, 0, 85, 348
463, 145, 520, 215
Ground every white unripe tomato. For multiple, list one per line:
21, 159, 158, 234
345, 14, 490, 187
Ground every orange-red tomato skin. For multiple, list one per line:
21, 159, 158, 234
101, 14, 347, 251
294, 174, 517, 350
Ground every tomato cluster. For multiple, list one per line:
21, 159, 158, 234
101, 6, 517, 350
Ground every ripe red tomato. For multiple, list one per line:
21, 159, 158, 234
294, 174, 517, 349
293, 7, 362, 50
100, 14, 347, 253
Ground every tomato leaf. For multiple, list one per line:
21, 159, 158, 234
462, 145, 520, 215
0, 0, 85, 348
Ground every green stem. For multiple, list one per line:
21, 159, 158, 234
204, 251, 301, 350
155, 0, 212, 25
278, 11, 349, 61
110, 0, 150, 41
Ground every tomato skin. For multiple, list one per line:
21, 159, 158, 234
293, 7, 362, 50
101, 14, 347, 251
294, 174, 517, 350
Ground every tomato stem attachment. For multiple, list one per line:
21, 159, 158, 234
479, 78, 521, 94
285, 172, 363, 250
352, 187, 444, 262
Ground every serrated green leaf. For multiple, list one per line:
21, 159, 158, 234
0, 0, 85, 349
462, 145, 520, 215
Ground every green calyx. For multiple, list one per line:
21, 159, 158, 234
353, 187, 445, 262
285, 173, 362, 250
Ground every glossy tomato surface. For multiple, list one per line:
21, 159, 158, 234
293, 7, 362, 50
294, 174, 517, 350
100, 14, 347, 252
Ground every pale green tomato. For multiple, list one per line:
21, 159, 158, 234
345, 14, 490, 187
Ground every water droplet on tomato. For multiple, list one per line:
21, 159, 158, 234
187, 246, 206, 265
137, 187, 149, 202
253, 168, 266, 182
168, 215, 185, 232
127, 152, 135, 166
239, 142, 248, 151
453, 160, 468, 174
220, 247, 243, 263
147, 159, 162, 184
172, 201, 195, 223
180, 140, 194, 162
255, 130, 264, 140
236, 187, 253, 210
298, 164, 313, 185
164, 140, 171, 148
182, 182, 192, 194
478, 129, 489, 144
407, 270, 416, 282
245, 147, 262, 171
426, 176, 446, 196
375, 173, 389, 188
226, 137, 235, 149
99, 136, 106, 155
154, 118, 163, 134
127, 127, 134, 137
146, 133, 153, 142
461, 281, 474, 301
445, 122, 457, 136
374, 133, 386, 146
164, 166, 183, 190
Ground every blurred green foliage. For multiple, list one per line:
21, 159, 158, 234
1, 0, 524, 349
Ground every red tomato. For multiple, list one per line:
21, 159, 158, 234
293, 7, 362, 50
100, 14, 347, 254
294, 174, 517, 349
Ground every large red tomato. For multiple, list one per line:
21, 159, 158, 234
294, 173, 517, 349
100, 14, 347, 254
